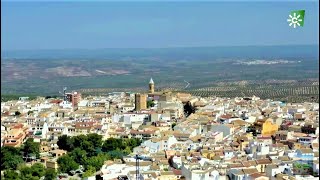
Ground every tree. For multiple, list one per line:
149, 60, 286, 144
97, 153, 111, 161
69, 148, 87, 165
57, 135, 74, 151
1, 146, 24, 170
82, 166, 96, 178
81, 153, 110, 172
80, 140, 96, 157
57, 155, 79, 173
63, 134, 97, 157
14, 111, 21, 116
147, 100, 155, 108
4, 170, 20, 180
18, 165, 33, 179
122, 146, 132, 155
15, 163, 44, 180
1, 146, 21, 155
107, 150, 124, 160
102, 138, 142, 153
20, 174, 40, 180
171, 123, 177, 130
44, 169, 57, 180
87, 133, 103, 149
184, 101, 195, 116
126, 138, 142, 151
73, 134, 90, 150
84, 156, 101, 171
22, 138, 40, 158
31, 163, 46, 177
102, 138, 123, 152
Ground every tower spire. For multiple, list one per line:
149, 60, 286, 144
149, 78, 155, 93
149, 78, 154, 84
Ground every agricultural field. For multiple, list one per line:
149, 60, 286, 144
187, 84, 319, 103
1, 45, 319, 103
77, 79, 319, 103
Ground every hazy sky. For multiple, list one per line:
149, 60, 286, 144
1, 1, 319, 50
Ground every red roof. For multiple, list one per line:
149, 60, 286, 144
95, 125, 103, 129
5, 133, 24, 140
12, 123, 23, 129
172, 169, 182, 175
50, 100, 63, 104
130, 130, 155, 135
115, 128, 125, 132
220, 114, 232, 119
3, 142, 20, 146
75, 122, 96, 129
257, 136, 272, 139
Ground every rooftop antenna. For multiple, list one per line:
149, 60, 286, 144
135, 154, 142, 180
59, 87, 67, 101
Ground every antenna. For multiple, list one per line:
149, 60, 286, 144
135, 154, 143, 180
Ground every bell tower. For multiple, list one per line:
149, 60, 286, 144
149, 78, 154, 93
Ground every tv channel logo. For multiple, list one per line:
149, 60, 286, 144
287, 10, 305, 28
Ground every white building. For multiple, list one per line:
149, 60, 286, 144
181, 163, 210, 180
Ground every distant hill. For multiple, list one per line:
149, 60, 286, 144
2, 45, 318, 60
1, 45, 319, 99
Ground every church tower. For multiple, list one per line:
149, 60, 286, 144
149, 78, 154, 93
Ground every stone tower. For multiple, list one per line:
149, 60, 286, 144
149, 78, 155, 93
135, 93, 147, 111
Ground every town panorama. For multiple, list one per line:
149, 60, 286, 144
1, 1, 319, 180
1, 78, 319, 180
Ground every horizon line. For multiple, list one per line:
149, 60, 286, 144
2, 44, 319, 52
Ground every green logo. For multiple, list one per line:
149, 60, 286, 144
287, 10, 305, 28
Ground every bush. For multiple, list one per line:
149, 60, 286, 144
4, 170, 20, 180
44, 169, 57, 180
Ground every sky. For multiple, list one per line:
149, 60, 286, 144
1, 1, 319, 50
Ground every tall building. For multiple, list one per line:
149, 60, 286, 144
66, 91, 81, 107
149, 78, 155, 93
135, 93, 147, 111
